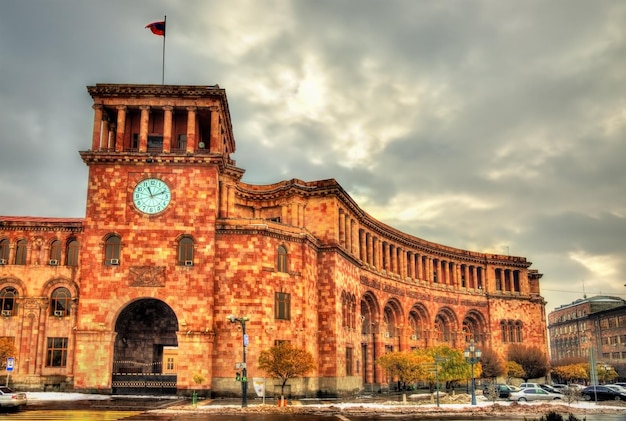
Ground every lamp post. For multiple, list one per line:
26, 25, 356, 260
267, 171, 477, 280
227, 314, 249, 407
464, 339, 482, 406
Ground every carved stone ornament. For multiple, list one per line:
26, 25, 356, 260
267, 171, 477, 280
129, 266, 166, 287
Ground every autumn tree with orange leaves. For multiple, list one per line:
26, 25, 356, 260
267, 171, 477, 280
258, 342, 315, 404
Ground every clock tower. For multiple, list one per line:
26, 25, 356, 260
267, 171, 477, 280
75, 84, 242, 393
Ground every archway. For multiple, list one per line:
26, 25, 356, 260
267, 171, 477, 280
111, 298, 178, 395
461, 310, 488, 347
433, 307, 459, 347
408, 303, 430, 348
360, 292, 380, 390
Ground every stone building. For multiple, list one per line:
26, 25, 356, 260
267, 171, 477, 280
0, 83, 547, 397
548, 296, 626, 368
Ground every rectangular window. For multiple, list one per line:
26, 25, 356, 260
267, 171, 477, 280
46, 337, 68, 367
177, 134, 187, 150
346, 347, 353, 376
275, 292, 291, 320
148, 135, 163, 149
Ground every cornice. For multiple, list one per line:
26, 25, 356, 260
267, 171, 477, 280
87, 84, 225, 99
79, 151, 241, 171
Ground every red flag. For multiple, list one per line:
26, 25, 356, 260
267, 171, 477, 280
145, 21, 165, 36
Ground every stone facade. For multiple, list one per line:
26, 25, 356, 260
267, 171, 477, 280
0, 83, 547, 397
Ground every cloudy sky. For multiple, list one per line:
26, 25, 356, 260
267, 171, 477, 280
1, 0, 625, 312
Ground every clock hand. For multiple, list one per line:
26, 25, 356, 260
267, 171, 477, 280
147, 187, 154, 197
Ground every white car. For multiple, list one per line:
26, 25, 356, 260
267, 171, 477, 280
518, 382, 541, 389
0, 387, 27, 409
509, 387, 562, 402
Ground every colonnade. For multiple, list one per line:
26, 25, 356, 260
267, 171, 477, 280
338, 208, 488, 291
90, 103, 226, 155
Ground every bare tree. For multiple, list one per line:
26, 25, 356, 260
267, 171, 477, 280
479, 348, 506, 381
508, 344, 549, 382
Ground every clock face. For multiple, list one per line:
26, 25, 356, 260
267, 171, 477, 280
133, 178, 171, 214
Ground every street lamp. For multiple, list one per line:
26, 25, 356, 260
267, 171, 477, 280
464, 339, 482, 406
227, 314, 249, 407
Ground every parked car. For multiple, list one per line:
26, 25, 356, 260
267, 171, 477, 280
551, 384, 567, 390
509, 387, 563, 402
581, 385, 626, 401
607, 385, 626, 395
519, 382, 541, 389
482, 383, 514, 398
0, 387, 27, 409
539, 384, 561, 394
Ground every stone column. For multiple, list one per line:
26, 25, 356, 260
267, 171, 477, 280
417, 254, 423, 281
186, 107, 197, 153
372, 237, 381, 269
407, 252, 415, 279
210, 107, 220, 153
359, 230, 365, 262
338, 209, 345, 247
163, 106, 173, 153
470, 266, 477, 289
115, 106, 127, 152
366, 233, 372, 266
219, 181, 228, 218
138, 105, 150, 152
91, 104, 103, 150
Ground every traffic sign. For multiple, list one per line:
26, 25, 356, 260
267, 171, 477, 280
6, 357, 14, 372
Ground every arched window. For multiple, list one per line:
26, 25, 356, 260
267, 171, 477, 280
14, 239, 27, 265
277, 245, 288, 273
341, 292, 347, 328
350, 294, 356, 329
500, 320, 507, 342
51, 287, 71, 317
66, 239, 79, 267
515, 321, 523, 342
0, 287, 17, 317
462, 320, 472, 343
178, 236, 194, 265
50, 240, 62, 264
104, 235, 121, 265
0, 239, 9, 264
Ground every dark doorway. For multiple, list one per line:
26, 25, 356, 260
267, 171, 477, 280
112, 299, 178, 395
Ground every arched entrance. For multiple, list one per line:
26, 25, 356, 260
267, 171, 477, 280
111, 298, 178, 395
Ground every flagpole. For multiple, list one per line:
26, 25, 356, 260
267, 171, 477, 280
162, 15, 166, 84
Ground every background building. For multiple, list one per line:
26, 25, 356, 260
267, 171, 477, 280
0, 83, 547, 397
548, 295, 626, 374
